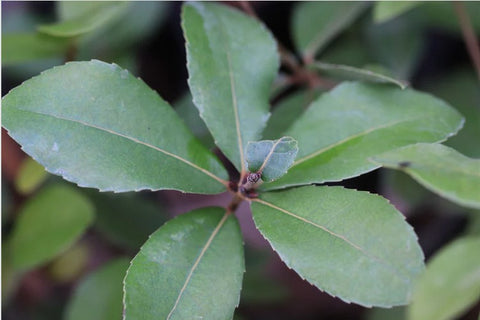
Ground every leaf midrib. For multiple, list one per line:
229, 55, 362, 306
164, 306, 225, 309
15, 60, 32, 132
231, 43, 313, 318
293, 117, 424, 166
166, 212, 229, 319
253, 197, 412, 282
14, 107, 227, 186
258, 137, 287, 173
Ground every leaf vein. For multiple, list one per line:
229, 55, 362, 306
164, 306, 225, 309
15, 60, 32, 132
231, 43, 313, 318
253, 198, 411, 281
16, 108, 228, 186
166, 212, 229, 319
293, 118, 415, 166
226, 49, 245, 172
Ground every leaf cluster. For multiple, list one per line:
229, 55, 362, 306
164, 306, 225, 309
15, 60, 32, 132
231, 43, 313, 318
2, 2, 480, 319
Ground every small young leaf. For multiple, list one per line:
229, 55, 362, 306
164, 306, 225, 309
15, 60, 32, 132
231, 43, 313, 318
15, 156, 48, 195
8, 185, 94, 271
2, 33, 69, 66
124, 208, 244, 320
2, 60, 228, 193
251, 186, 424, 307
263, 82, 463, 191
314, 62, 408, 89
292, 2, 368, 59
373, 1, 419, 24
65, 258, 129, 320
408, 237, 480, 320
38, 2, 127, 38
183, 2, 279, 172
371, 143, 480, 209
246, 137, 298, 182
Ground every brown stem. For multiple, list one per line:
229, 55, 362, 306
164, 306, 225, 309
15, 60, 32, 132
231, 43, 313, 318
454, 1, 480, 82
226, 192, 246, 213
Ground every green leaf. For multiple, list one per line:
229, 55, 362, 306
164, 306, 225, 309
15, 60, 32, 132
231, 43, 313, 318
38, 2, 127, 38
421, 68, 480, 158
365, 306, 406, 320
246, 137, 298, 182
8, 185, 94, 271
2, 60, 228, 194
65, 258, 129, 320
58, 1, 106, 21
408, 237, 480, 320
75, 2, 169, 59
87, 190, 167, 249
15, 156, 48, 195
182, 2, 279, 172
371, 143, 480, 210
292, 2, 368, 59
314, 62, 408, 89
174, 92, 215, 149
374, 1, 419, 24
2, 33, 69, 66
263, 90, 318, 140
48, 243, 89, 283
251, 186, 424, 307
124, 208, 244, 320
366, 10, 423, 79
263, 82, 463, 191
320, 25, 371, 67
420, 2, 480, 33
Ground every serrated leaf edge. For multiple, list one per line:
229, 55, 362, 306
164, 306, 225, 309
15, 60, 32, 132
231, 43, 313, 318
251, 186, 425, 307
2, 60, 228, 193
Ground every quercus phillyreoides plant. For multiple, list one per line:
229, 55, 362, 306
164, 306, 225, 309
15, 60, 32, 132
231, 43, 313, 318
3, 2, 480, 319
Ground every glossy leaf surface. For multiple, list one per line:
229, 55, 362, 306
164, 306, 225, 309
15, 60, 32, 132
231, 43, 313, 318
183, 2, 279, 172
2, 33, 69, 65
2, 60, 228, 193
292, 2, 367, 59
409, 237, 480, 320
264, 82, 463, 191
246, 137, 298, 182
314, 62, 408, 89
372, 143, 480, 209
124, 208, 244, 320
9, 186, 94, 271
66, 258, 129, 320
38, 2, 126, 37
252, 186, 424, 307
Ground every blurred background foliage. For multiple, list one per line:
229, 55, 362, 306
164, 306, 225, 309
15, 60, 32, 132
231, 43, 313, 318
2, 1, 479, 319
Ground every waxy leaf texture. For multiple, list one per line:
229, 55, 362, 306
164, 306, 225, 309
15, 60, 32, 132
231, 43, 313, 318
246, 136, 298, 182
124, 208, 244, 320
252, 186, 424, 307
372, 143, 480, 209
264, 82, 464, 190
183, 2, 279, 172
2, 60, 228, 193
